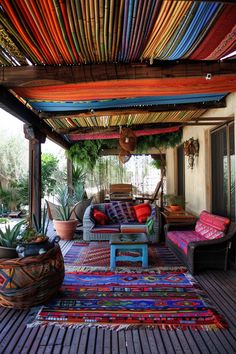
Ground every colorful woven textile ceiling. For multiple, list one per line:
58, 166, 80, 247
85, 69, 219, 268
0, 1, 235, 66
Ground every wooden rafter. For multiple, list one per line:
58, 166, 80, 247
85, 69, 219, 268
0, 86, 70, 149
0, 62, 235, 87
56, 117, 232, 136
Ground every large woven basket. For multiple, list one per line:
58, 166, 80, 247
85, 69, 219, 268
0, 245, 65, 309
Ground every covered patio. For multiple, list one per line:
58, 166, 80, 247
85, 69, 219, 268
0, 1, 236, 352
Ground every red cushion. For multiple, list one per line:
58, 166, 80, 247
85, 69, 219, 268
133, 203, 151, 223
92, 209, 109, 225
198, 210, 230, 232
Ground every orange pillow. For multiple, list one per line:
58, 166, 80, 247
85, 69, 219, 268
93, 209, 109, 225
133, 203, 151, 223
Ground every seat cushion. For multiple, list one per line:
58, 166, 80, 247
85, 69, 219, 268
167, 230, 205, 254
120, 223, 147, 233
90, 224, 121, 234
105, 202, 136, 223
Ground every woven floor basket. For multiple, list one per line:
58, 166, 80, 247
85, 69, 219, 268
0, 244, 65, 309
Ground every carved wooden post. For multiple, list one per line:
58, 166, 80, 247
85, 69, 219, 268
24, 124, 46, 227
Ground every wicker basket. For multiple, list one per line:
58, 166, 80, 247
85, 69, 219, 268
0, 245, 64, 309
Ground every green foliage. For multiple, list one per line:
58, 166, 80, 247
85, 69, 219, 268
66, 140, 102, 171
32, 206, 49, 236
0, 220, 25, 248
41, 153, 59, 197
54, 185, 76, 220
0, 218, 7, 224
164, 194, 185, 207
136, 130, 183, 153
12, 177, 29, 206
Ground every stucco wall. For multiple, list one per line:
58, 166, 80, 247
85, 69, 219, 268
166, 92, 236, 216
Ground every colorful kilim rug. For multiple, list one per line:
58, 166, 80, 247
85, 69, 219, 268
63, 241, 185, 271
30, 270, 227, 330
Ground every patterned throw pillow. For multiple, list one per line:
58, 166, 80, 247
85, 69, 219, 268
92, 208, 109, 225
133, 203, 151, 223
106, 202, 137, 223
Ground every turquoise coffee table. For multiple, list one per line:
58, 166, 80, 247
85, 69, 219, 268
110, 233, 148, 270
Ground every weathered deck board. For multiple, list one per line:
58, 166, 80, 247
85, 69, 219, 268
0, 237, 235, 354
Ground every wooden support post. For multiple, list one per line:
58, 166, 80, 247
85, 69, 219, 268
24, 124, 46, 228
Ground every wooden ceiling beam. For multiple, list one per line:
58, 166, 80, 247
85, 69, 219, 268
0, 62, 235, 87
0, 86, 70, 149
41, 100, 226, 120
59, 118, 231, 135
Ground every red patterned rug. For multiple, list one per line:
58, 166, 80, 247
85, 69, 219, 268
30, 270, 227, 330
64, 241, 185, 271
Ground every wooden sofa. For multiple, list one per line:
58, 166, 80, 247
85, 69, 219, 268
83, 202, 160, 243
165, 210, 236, 274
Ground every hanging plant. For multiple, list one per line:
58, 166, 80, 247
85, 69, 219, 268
136, 130, 182, 153
66, 140, 102, 171
66, 139, 117, 171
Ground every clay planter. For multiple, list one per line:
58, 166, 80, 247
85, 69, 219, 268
169, 205, 182, 212
0, 246, 18, 259
53, 219, 78, 240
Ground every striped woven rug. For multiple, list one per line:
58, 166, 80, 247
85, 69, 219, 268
63, 241, 185, 272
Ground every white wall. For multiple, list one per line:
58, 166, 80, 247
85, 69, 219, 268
166, 92, 236, 216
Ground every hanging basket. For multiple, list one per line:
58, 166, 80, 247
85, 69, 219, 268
119, 148, 131, 164
119, 127, 137, 152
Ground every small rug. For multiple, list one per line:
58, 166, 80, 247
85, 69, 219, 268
64, 241, 185, 271
30, 270, 227, 330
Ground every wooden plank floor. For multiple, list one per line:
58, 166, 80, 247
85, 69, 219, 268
0, 238, 235, 354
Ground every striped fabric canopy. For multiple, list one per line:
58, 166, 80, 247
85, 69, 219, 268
0, 1, 235, 142
0, 0, 235, 66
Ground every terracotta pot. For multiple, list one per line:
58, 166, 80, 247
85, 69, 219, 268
0, 246, 18, 259
53, 219, 78, 240
170, 205, 182, 212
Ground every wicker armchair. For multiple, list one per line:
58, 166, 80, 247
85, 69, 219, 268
165, 212, 236, 274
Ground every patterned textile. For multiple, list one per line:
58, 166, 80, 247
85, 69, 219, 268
31, 270, 227, 330
0, 245, 65, 309
120, 223, 147, 234
63, 242, 183, 269
167, 231, 205, 255
195, 222, 224, 241
198, 210, 230, 232
106, 202, 137, 224
91, 225, 120, 234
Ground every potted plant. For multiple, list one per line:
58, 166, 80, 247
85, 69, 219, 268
53, 185, 78, 240
164, 194, 185, 212
0, 220, 25, 258
16, 207, 58, 257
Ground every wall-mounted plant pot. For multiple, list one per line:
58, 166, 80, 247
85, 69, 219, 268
0, 246, 18, 259
53, 219, 78, 240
